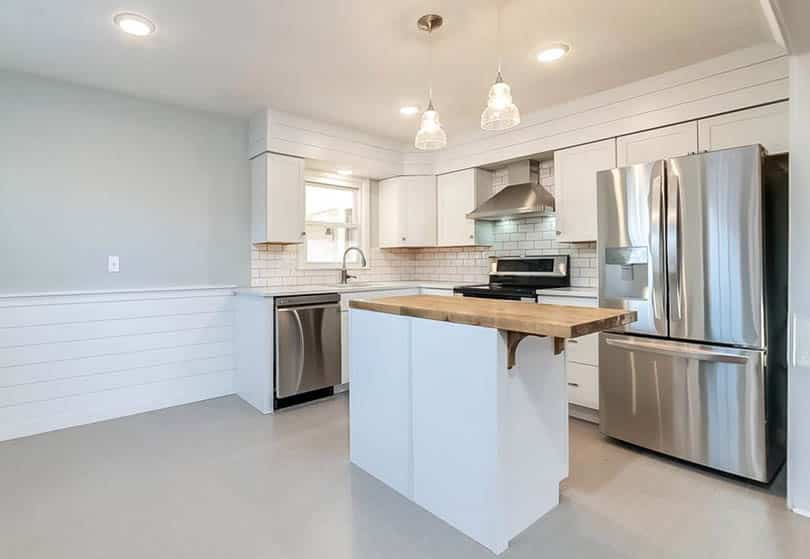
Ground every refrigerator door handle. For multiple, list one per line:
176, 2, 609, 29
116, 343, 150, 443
604, 337, 750, 365
649, 170, 666, 321
667, 172, 683, 320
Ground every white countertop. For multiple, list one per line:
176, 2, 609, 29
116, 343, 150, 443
236, 281, 463, 298
535, 287, 598, 299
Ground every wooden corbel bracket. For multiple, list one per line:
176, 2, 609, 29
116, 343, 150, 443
506, 331, 565, 369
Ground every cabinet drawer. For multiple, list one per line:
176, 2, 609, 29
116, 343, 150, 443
565, 333, 598, 366
567, 362, 599, 410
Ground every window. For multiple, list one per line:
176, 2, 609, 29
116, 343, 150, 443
301, 173, 369, 268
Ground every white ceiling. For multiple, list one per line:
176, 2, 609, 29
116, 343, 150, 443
0, 1, 773, 145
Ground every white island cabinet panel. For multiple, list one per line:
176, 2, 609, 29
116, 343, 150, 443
616, 121, 698, 166
554, 139, 616, 243
349, 310, 413, 498
349, 309, 568, 554
251, 152, 305, 244
698, 102, 789, 154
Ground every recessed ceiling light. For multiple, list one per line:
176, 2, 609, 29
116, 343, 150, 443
537, 43, 570, 63
337, 169, 353, 176
400, 105, 420, 116
114, 13, 156, 37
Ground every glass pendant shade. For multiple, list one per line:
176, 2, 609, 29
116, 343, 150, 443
481, 72, 520, 130
414, 102, 447, 150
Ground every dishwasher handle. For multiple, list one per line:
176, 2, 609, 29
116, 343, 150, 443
277, 303, 340, 313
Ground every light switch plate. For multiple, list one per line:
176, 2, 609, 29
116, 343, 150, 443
108, 255, 120, 273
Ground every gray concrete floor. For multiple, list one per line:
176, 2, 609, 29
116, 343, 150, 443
1, 393, 808, 558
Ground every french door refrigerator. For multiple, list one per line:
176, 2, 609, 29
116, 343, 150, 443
596, 145, 788, 482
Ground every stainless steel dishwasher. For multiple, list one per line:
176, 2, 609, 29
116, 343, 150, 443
274, 293, 342, 408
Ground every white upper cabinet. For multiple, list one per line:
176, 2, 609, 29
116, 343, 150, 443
616, 122, 698, 166
554, 138, 616, 243
436, 168, 492, 247
698, 102, 789, 154
251, 152, 306, 244
378, 176, 437, 247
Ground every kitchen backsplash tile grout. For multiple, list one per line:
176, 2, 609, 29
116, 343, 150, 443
250, 159, 597, 289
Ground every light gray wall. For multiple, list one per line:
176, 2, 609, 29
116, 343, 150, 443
775, 0, 810, 516
0, 70, 250, 293
788, 50, 810, 515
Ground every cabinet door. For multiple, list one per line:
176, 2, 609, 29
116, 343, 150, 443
251, 153, 305, 244
554, 139, 616, 243
698, 102, 788, 154
616, 122, 698, 166
403, 176, 437, 247
378, 178, 407, 247
437, 170, 477, 246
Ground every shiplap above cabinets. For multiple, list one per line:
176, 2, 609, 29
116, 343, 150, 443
378, 176, 437, 248
698, 102, 789, 154
554, 139, 616, 243
617, 122, 698, 166
251, 152, 305, 244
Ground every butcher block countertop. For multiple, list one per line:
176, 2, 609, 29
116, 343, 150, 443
349, 295, 636, 339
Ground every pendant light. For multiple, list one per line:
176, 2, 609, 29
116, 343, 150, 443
481, 0, 520, 130
414, 14, 447, 151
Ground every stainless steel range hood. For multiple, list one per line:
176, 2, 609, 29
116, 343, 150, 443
466, 160, 555, 221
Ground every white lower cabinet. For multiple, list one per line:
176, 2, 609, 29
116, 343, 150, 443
538, 294, 599, 410
420, 287, 455, 296
339, 288, 421, 384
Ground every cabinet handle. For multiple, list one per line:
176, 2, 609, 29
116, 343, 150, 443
401, 237, 407, 241
469, 234, 474, 239
555, 230, 561, 235
301, 231, 307, 236
567, 339, 579, 344
567, 382, 580, 387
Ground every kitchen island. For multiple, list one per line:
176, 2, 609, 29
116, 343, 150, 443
348, 295, 635, 554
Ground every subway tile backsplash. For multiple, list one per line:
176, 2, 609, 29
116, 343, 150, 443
251, 159, 597, 289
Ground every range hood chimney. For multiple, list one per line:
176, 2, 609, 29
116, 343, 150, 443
466, 160, 555, 221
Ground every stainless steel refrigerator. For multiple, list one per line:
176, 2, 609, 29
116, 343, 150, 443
596, 145, 788, 482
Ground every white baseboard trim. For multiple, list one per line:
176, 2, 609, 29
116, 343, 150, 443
791, 507, 810, 519
569, 404, 599, 424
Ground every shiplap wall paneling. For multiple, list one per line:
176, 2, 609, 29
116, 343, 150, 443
0, 288, 236, 442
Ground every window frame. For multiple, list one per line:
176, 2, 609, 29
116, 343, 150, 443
298, 171, 371, 270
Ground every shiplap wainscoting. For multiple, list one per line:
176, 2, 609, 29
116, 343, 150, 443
0, 287, 236, 442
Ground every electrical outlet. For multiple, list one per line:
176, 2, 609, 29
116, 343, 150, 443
108, 256, 120, 273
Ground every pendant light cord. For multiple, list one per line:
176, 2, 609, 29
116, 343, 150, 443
428, 23, 434, 104
497, 0, 502, 75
